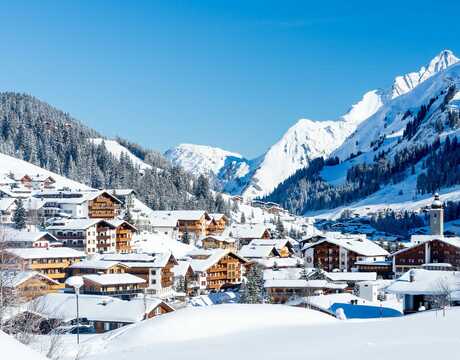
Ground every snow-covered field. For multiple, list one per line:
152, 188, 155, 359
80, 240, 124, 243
30, 304, 460, 360
2, 331, 47, 360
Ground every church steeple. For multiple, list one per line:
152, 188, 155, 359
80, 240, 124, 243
430, 193, 444, 236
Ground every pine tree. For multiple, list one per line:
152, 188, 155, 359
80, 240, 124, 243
182, 225, 191, 245
13, 199, 27, 230
239, 265, 266, 304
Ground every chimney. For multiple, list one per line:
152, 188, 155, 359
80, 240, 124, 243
409, 270, 416, 282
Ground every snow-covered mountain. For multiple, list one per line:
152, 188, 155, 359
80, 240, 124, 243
90, 138, 152, 171
166, 50, 459, 199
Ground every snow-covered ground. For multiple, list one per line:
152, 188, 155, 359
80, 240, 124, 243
37, 304, 460, 360
1, 331, 47, 360
0, 152, 91, 190
90, 138, 152, 170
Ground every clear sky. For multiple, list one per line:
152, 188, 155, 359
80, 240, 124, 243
0, 0, 459, 158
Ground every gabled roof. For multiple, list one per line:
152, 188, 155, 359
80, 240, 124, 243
229, 224, 270, 239
152, 253, 177, 268
190, 249, 247, 272
101, 253, 155, 262
238, 245, 280, 259
1, 270, 59, 288
1, 227, 58, 244
391, 236, 460, 257
209, 213, 228, 222
202, 235, 236, 244
107, 219, 137, 231
302, 233, 389, 257
172, 260, 193, 277
249, 238, 293, 251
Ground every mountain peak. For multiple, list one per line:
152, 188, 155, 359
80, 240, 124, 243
391, 49, 459, 98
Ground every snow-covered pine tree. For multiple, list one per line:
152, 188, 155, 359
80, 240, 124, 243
13, 199, 26, 230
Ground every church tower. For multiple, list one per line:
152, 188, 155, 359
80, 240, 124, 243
430, 193, 444, 236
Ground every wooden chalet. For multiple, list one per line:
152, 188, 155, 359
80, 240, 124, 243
207, 213, 230, 235
202, 235, 236, 250
77, 273, 146, 299
109, 219, 137, 254
189, 249, 248, 291
87, 191, 122, 219
1, 248, 85, 289
303, 233, 389, 272
2, 270, 60, 300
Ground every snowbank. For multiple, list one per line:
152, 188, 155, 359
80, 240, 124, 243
1, 331, 47, 359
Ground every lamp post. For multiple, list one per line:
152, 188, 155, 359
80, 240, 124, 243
65, 276, 84, 345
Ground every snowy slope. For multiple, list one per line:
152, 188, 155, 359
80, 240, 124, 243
0, 152, 91, 190
167, 50, 458, 199
90, 138, 151, 170
54, 305, 460, 360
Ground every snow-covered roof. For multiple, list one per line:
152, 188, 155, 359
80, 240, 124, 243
324, 272, 377, 282
263, 267, 314, 281
6, 247, 85, 260
107, 219, 137, 231
69, 260, 126, 270
238, 244, 280, 259
152, 253, 176, 268
46, 218, 102, 231
264, 279, 347, 290
0, 198, 15, 211
27, 293, 172, 323
1, 227, 58, 243
202, 235, 236, 244
173, 260, 193, 277
149, 216, 179, 228
256, 256, 303, 269
101, 253, 155, 262
302, 233, 389, 257
189, 249, 247, 272
209, 213, 227, 221
392, 236, 460, 256
385, 269, 460, 295
229, 224, 269, 239
249, 238, 293, 250
83, 273, 146, 286
151, 210, 209, 221
1, 270, 59, 288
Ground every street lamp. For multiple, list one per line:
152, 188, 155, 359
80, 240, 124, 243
65, 276, 84, 345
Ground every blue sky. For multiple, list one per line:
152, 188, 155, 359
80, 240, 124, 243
0, 1, 459, 158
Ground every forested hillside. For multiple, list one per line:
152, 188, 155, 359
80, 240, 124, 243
0, 92, 229, 213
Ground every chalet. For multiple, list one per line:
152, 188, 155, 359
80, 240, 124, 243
189, 249, 248, 291
108, 219, 137, 254
391, 195, 460, 275
1, 247, 85, 289
238, 244, 281, 259
207, 213, 229, 235
355, 259, 393, 279
11, 174, 56, 190
302, 232, 389, 272
172, 260, 195, 296
264, 279, 347, 304
107, 189, 136, 210
26, 293, 174, 333
1, 227, 59, 248
76, 273, 146, 299
47, 219, 117, 254
228, 223, 271, 246
149, 215, 179, 240
151, 210, 211, 243
99, 253, 178, 299
201, 235, 236, 250
248, 238, 294, 258
35, 190, 121, 219
1, 270, 60, 300
307, 269, 377, 290
0, 198, 16, 223
386, 269, 460, 314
